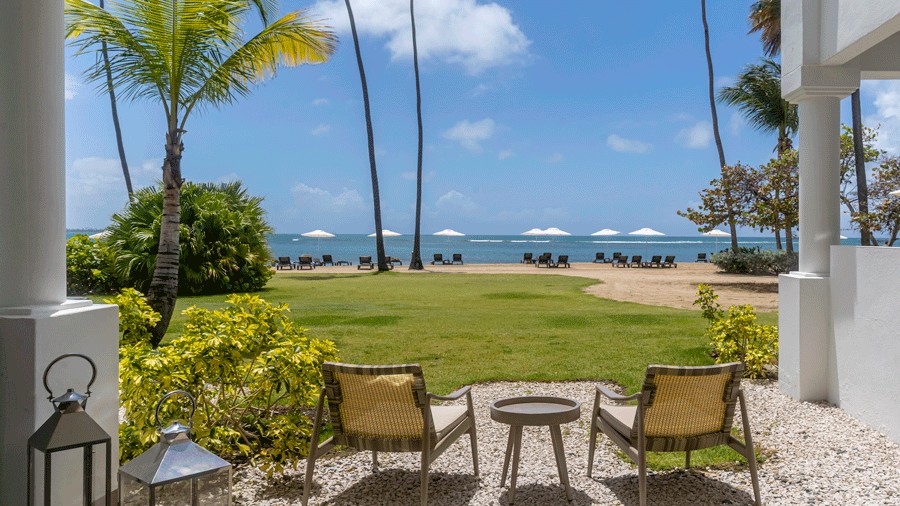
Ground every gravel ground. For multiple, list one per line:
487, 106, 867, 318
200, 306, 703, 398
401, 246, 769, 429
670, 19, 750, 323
233, 380, 900, 505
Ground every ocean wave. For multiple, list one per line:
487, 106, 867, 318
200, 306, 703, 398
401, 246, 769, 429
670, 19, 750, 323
469, 239, 504, 243
585, 240, 704, 244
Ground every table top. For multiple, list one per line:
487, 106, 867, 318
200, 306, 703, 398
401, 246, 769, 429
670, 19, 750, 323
490, 396, 581, 426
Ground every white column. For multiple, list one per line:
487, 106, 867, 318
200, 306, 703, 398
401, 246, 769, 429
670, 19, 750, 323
0, 1, 120, 503
797, 97, 842, 275
0, 0, 67, 309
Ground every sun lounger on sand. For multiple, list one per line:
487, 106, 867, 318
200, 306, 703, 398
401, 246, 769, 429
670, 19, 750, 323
452, 253, 464, 265
522, 252, 535, 264
276, 257, 294, 270
298, 255, 314, 270
536, 252, 552, 267
643, 255, 662, 268
628, 255, 643, 268
432, 253, 451, 265
358, 256, 374, 270
321, 254, 335, 266
551, 254, 570, 268
593, 252, 609, 263
696, 253, 709, 262
613, 256, 628, 268
663, 255, 677, 268
388, 256, 402, 266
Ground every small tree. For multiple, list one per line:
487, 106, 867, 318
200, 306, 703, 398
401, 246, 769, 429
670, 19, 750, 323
839, 124, 884, 243
868, 157, 900, 246
679, 163, 752, 237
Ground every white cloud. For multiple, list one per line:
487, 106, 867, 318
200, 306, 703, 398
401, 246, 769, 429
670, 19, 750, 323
435, 190, 477, 213
215, 172, 242, 184
443, 118, 495, 152
66, 156, 158, 227
729, 112, 745, 136
292, 183, 365, 210
676, 121, 713, 149
862, 81, 900, 153
606, 134, 651, 153
65, 73, 80, 100
311, 123, 332, 136
498, 149, 514, 160
313, 0, 530, 74
312, 98, 329, 106
547, 152, 565, 163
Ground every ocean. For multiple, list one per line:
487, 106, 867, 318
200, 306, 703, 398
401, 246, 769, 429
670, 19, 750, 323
67, 230, 865, 264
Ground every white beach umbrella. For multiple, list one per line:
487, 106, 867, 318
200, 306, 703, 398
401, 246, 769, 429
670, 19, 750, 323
542, 227, 571, 236
703, 229, 730, 252
628, 228, 665, 259
839, 235, 848, 240
521, 228, 546, 236
368, 229, 402, 237
88, 230, 110, 240
591, 229, 620, 236
301, 229, 335, 256
433, 229, 465, 236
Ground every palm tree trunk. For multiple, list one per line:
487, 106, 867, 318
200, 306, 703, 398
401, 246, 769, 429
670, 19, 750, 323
851, 90, 873, 245
99, 0, 132, 199
785, 225, 794, 253
146, 130, 183, 347
702, 0, 739, 251
344, 0, 388, 271
408, 0, 424, 270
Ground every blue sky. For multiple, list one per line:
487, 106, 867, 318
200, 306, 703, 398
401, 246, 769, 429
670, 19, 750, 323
64, 0, 900, 235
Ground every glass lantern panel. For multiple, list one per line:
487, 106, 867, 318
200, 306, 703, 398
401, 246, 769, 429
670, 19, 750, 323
154, 479, 192, 506
197, 468, 232, 506
119, 474, 150, 506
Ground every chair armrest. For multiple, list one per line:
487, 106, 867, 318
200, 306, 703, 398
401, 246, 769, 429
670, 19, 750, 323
428, 385, 471, 402
596, 384, 640, 402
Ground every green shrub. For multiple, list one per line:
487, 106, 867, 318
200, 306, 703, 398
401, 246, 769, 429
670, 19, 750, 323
711, 247, 797, 275
106, 181, 274, 295
66, 234, 120, 295
694, 284, 778, 378
118, 293, 338, 474
103, 288, 160, 346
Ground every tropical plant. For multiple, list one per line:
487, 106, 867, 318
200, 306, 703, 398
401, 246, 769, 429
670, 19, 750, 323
66, 234, 121, 295
839, 124, 885, 243
103, 288, 160, 346
343, 0, 389, 271
66, 0, 336, 343
701, 0, 739, 250
868, 156, 900, 246
408, 0, 425, 271
678, 163, 752, 237
752, 150, 798, 251
748, 0, 780, 57
117, 293, 339, 472
107, 182, 275, 336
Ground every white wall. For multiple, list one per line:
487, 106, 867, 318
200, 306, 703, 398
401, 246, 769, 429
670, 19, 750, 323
829, 246, 900, 443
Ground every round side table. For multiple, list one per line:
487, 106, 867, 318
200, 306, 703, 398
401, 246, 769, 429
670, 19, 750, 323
490, 396, 581, 504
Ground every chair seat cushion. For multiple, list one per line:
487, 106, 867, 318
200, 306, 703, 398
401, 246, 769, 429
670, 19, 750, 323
431, 405, 468, 440
599, 405, 637, 438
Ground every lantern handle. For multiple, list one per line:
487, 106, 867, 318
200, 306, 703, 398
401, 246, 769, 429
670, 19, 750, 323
42, 353, 97, 401
155, 390, 196, 429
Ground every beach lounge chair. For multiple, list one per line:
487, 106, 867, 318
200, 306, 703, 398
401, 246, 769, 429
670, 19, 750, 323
451, 253, 463, 265
593, 252, 606, 263
298, 255, 314, 270
613, 255, 628, 268
643, 255, 662, 268
276, 256, 294, 270
552, 254, 570, 268
321, 254, 335, 266
536, 252, 553, 267
303, 362, 479, 506
663, 255, 677, 268
629, 255, 643, 268
522, 252, 535, 264
587, 362, 760, 506
431, 253, 450, 265
696, 253, 709, 263
611, 252, 622, 263
358, 256, 374, 270
388, 256, 403, 267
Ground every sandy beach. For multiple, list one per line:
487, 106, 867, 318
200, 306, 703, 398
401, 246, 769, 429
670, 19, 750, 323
274, 262, 779, 312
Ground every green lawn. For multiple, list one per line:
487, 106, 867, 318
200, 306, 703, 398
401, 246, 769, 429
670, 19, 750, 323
105, 270, 777, 470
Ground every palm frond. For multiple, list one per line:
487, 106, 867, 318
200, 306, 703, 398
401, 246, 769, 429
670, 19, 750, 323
717, 59, 797, 138
748, 0, 780, 57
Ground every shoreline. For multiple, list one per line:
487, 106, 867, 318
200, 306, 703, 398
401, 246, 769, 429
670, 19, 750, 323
272, 262, 779, 311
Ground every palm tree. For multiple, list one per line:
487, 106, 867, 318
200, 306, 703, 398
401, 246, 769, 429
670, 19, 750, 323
98, 0, 133, 199
344, 0, 389, 271
748, 0, 780, 58
701, 0, 739, 250
66, 0, 336, 341
408, 0, 424, 270
851, 91, 874, 245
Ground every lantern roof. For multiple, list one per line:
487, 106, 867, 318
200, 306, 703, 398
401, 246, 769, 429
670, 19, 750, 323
119, 437, 231, 486
28, 409, 111, 452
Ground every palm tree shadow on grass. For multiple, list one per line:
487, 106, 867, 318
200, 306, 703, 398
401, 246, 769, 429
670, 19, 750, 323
600, 469, 757, 505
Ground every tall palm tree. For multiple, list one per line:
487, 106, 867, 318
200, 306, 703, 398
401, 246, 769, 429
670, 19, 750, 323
701, 0, 739, 250
344, 0, 388, 271
851, 91, 874, 245
408, 0, 424, 270
67, 0, 336, 341
98, 0, 133, 199
748, 0, 780, 58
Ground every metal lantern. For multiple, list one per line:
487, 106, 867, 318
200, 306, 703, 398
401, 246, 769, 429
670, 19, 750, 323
27, 353, 112, 506
118, 390, 232, 505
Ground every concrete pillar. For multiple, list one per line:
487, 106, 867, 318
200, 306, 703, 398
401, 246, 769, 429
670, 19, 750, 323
797, 97, 842, 275
0, 0, 119, 503
0, 0, 67, 309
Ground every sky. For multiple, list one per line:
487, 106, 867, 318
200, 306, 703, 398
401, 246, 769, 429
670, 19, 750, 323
64, 0, 900, 235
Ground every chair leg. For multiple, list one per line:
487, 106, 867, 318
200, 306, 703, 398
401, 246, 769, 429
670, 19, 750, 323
302, 452, 316, 506
739, 390, 762, 506
587, 420, 598, 478
302, 387, 327, 506
638, 447, 647, 506
466, 395, 479, 478
420, 452, 429, 506
685, 450, 691, 469
372, 450, 378, 473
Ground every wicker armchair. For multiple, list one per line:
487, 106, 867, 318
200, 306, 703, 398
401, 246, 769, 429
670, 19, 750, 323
303, 363, 479, 506
587, 362, 761, 506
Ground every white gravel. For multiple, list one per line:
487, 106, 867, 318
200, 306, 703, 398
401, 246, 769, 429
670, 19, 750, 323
233, 380, 900, 505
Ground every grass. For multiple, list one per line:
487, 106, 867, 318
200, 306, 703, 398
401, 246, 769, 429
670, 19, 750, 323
107, 270, 776, 470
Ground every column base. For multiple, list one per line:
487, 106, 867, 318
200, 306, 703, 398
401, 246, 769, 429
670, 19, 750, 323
0, 301, 119, 505
778, 273, 831, 401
